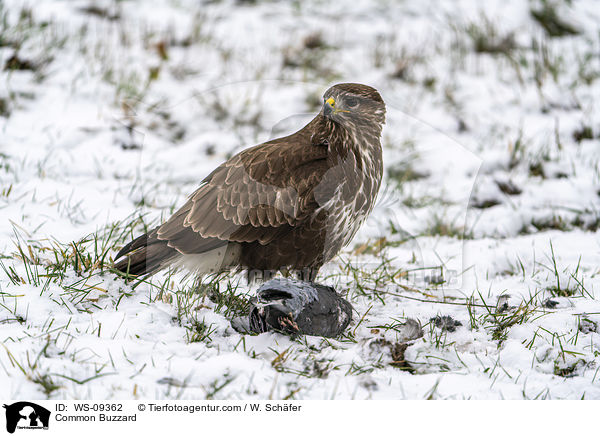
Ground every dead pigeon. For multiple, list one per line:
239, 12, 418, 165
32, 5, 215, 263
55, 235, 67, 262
244, 278, 353, 337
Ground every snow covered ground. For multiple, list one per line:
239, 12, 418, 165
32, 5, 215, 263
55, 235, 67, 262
1, 0, 600, 399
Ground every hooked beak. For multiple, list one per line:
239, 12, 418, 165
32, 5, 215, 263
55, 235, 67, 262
323, 97, 349, 117
323, 97, 335, 116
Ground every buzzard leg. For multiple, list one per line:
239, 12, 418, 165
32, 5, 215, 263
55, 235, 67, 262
245, 267, 320, 283
246, 269, 279, 283
294, 267, 320, 282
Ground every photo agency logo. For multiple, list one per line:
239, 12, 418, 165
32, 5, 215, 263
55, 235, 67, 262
3, 402, 50, 433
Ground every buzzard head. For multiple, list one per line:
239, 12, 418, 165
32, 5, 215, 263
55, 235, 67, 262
322, 83, 386, 132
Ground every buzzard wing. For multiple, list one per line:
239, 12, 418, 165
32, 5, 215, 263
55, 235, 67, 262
156, 139, 330, 254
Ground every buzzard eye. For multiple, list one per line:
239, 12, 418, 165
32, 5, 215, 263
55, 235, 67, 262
346, 97, 358, 108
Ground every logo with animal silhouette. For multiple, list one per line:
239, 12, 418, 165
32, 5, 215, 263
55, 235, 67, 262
3, 402, 50, 433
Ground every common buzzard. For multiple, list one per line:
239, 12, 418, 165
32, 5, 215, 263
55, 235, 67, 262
114, 83, 386, 281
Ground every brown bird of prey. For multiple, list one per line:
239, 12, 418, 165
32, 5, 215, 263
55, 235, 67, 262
114, 83, 385, 281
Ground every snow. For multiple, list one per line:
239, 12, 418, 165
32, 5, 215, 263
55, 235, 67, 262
1, 0, 600, 399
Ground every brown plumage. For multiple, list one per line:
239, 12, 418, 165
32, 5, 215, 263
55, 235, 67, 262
114, 83, 386, 280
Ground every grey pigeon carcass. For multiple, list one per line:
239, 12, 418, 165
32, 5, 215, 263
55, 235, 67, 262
246, 278, 353, 337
